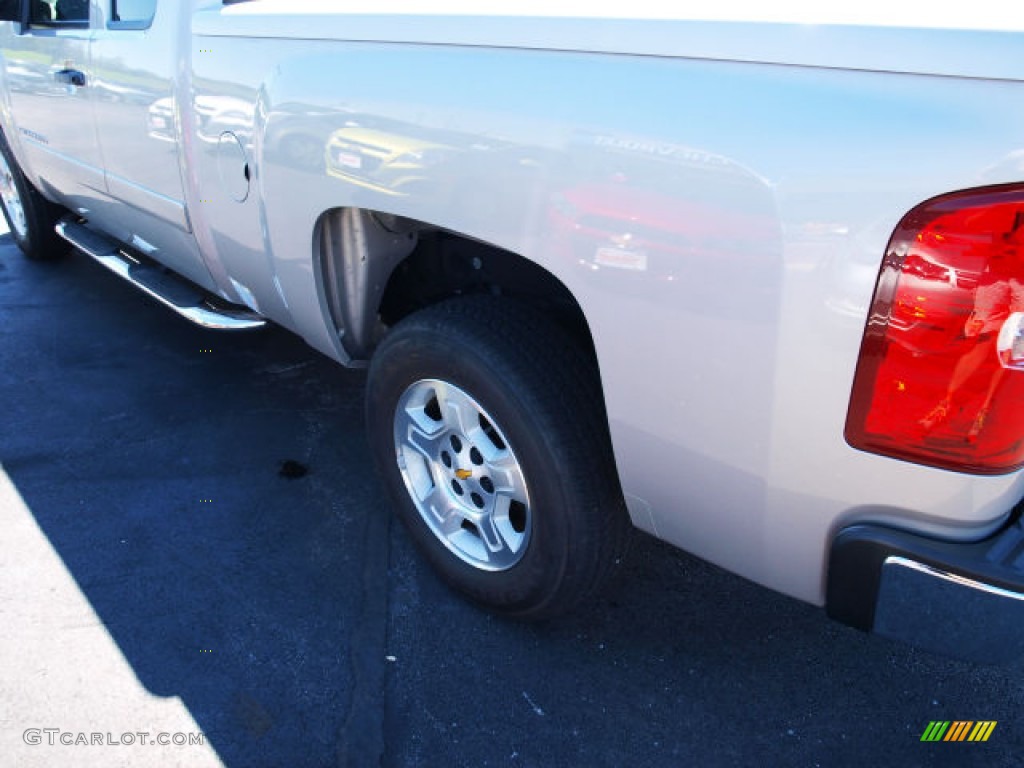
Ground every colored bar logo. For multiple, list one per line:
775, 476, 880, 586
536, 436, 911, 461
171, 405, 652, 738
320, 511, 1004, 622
920, 721, 997, 742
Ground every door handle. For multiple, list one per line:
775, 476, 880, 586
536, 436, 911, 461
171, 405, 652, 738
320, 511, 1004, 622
54, 68, 86, 87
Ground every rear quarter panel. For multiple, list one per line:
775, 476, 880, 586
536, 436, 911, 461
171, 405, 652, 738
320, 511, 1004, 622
190, 12, 1024, 604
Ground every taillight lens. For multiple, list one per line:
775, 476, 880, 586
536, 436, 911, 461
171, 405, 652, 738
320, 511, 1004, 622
846, 185, 1024, 474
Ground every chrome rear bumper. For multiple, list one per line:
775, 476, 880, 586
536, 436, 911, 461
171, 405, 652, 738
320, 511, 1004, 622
827, 505, 1024, 663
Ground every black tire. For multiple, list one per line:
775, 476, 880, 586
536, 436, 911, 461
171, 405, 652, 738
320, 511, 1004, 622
366, 296, 631, 619
0, 130, 65, 260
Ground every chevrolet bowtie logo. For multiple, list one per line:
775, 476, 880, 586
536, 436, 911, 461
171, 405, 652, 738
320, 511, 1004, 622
455, 469, 472, 480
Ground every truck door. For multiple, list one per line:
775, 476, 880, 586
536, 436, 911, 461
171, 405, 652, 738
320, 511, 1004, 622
86, 0, 216, 292
1, 0, 102, 215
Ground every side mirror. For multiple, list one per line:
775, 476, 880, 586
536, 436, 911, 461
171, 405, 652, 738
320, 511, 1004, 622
0, 1, 23, 23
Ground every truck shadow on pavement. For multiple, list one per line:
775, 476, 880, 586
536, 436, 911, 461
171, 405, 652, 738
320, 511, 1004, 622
3, 243, 1022, 768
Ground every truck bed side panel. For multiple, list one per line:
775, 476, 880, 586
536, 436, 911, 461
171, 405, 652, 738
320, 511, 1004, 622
191, 24, 1024, 603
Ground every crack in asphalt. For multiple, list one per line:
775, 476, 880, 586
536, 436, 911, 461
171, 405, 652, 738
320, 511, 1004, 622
336, 495, 392, 768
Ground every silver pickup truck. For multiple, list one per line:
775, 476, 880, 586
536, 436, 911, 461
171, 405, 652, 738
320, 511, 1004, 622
1, 0, 1022, 661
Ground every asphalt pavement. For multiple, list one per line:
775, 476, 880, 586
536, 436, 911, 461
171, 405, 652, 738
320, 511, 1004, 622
1, 229, 1022, 768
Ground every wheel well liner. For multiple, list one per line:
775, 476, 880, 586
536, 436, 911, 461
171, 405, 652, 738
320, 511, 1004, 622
317, 207, 598, 366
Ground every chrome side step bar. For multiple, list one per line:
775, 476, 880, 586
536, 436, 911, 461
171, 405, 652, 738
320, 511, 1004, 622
55, 216, 266, 331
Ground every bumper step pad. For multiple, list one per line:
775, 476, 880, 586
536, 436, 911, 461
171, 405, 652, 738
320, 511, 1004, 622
827, 504, 1024, 663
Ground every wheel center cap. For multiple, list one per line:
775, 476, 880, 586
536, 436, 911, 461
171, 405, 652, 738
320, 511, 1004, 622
455, 468, 472, 480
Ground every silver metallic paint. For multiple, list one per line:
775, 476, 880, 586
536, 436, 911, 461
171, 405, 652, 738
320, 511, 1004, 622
2, 2, 1023, 605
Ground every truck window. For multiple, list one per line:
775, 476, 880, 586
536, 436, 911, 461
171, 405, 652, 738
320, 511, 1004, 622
109, 0, 155, 28
31, 0, 88, 23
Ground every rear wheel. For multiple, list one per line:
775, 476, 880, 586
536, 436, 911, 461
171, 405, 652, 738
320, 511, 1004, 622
0, 131, 65, 260
366, 296, 630, 619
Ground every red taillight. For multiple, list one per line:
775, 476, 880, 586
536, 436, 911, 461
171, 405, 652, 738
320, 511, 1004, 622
846, 185, 1024, 474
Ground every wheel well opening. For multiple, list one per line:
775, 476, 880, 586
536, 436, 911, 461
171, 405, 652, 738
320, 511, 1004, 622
377, 223, 597, 365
